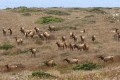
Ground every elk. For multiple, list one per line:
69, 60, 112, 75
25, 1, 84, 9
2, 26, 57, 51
30, 48, 37, 57
74, 44, 84, 51
14, 37, 23, 45
83, 43, 89, 51
43, 32, 50, 40
80, 35, 85, 42
63, 58, 79, 64
117, 32, 120, 40
62, 36, 66, 42
34, 27, 40, 33
44, 60, 56, 67
56, 42, 64, 49
48, 25, 55, 32
8, 28, 12, 36
80, 29, 86, 33
25, 31, 35, 38
2, 27, 7, 36
69, 43, 75, 50
20, 27, 25, 35
98, 55, 114, 62
38, 33, 44, 40
70, 32, 77, 42
92, 35, 96, 42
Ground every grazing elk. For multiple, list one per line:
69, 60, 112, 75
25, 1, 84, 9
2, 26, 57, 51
63, 58, 79, 64
44, 60, 56, 67
98, 55, 114, 62
48, 25, 55, 32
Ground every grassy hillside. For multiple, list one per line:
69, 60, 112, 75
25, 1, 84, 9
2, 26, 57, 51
0, 7, 120, 80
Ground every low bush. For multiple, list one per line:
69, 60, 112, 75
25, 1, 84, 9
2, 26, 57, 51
21, 12, 31, 16
73, 62, 102, 70
32, 71, 55, 78
36, 16, 64, 24
13, 6, 40, 13
88, 7, 106, 14
0, 42, 14, 50
45, 10, 70, 15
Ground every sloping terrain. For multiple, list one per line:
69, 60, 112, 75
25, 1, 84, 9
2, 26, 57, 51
0, 7, 120, 80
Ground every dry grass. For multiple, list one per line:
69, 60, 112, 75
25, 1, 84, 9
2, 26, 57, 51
0, 7, 120, 80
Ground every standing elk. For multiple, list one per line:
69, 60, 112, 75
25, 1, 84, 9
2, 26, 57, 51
80, 35, 85, 43
56, 42, 65, 49
2, 27, 7, 36
8, 28, 12, 36
43, 32, 50, 40
14, 37, 23, 45
70, 32, 77, 42
62, 36, 66, 42
34, 27, 40, 33
92, 35, 96, 42
30, 48, 37, 57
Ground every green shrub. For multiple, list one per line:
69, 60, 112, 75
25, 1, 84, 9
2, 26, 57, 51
73, 62, 101, 70
21, 12, 31, 16
3, 49, 29, 56
13, 6, 39, 13
32, 71, 55, 78
45, 10, 70, 15
36, 16, 64, 24
4, 8, 12, 10
88, 7, 106, 14
0, 43, 14, 50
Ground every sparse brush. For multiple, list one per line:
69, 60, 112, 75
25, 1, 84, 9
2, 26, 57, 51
0, 42, 14, 50
73, 62, 102, 70
21, 12, 31, 16
45, 10, 70, 15
35, 16, 64, 24
32, 71, 56, 78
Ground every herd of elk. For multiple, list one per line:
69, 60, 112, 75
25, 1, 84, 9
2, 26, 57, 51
1, 25, 117, 71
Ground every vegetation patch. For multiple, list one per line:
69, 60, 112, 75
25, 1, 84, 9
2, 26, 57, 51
36, 16, 64, 24
32, 71, 55, 78
45, 10, 70, 15
0, 42, 14, 50
73, 62, 102, 70
21, 12, 31, 16
2, 49, 29, 56
12, 6, 41, 13
4, 8, 12, 10
88, 7, 106, 14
